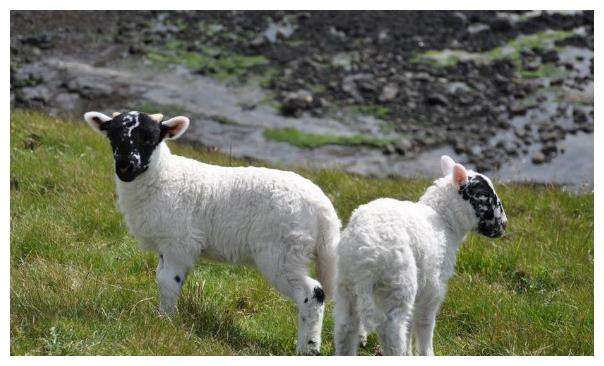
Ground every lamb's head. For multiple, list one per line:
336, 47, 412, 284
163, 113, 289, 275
440, 155, 508, 238
84, 111, 189, 182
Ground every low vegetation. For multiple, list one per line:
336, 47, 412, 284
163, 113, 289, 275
411, 30, 575, 79
10, 110, 593, 355
263, 127, 399, 149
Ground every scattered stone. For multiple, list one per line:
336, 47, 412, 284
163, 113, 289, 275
541, 49, 559, 63
128, 45, 147, 55
490, 17, 512, 32
250, 35, 266, 48
20, 34, 53, 49
53, 92, 80, 112
239, 102, 257, 111
541, 143, 558, 156
17, 85, 50, 105
394, 140, 413, 155
573, 108, 588, 124
532, 152, 546, 164
378, 83, 399, 103
579, 124, 594, 133
280, 89, 314, 117
425, 93, 448, 107
509, 103, 527, 116
382, 144, 396, 155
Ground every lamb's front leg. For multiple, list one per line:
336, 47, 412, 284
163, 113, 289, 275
156, 252, 189, 316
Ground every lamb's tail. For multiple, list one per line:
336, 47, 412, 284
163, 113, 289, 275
315, 205, 341, 300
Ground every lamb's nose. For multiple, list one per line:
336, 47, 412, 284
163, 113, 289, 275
117, 162, 133, 173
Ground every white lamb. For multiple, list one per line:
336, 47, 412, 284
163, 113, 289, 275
84, 110, 341, 355
334, 155, 507, 356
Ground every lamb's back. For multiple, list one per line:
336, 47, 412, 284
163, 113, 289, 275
338, 198, 442, 280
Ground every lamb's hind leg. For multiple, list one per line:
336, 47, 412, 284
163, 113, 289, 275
376, 304, 414, 355
375, 282, 416, 355
255, 241, 325, 355
156, 252, 190, 316
413, 298, 441, 356
334, 281, 361, 355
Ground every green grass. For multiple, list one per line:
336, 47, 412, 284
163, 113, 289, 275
10, 110, 593, 355
411, 30, 574, 79
263, 127, 399, 149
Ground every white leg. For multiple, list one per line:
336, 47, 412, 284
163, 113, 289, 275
156, 252, 189, 316
376, 304, 414, 356
293, 277, 325, 355
413, 301, 441, 356
334, 282, 361, 355
254, 244, 325, 355
406, 319, 414, 355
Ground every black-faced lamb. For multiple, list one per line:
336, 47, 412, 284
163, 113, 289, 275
84, 110, 341, 355
334, 155, 507, 355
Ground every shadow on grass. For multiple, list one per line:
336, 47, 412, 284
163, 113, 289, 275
177, 288, 291, 355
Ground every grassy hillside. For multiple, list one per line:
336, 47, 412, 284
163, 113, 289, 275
10, 110, 593, 355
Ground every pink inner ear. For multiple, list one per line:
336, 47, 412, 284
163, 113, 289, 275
92, 116, 105, 128
167, 123, 182, 137
453, 164, 468, 187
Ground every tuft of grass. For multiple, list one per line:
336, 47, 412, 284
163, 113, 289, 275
10, 110, 593, 355
349, 105, 392, 120
263, 127, 398, 149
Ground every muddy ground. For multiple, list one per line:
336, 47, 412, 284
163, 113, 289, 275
10, 10, 594, 190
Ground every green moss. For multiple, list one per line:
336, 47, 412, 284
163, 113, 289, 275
147, 43, 268, 82
350, 105, 391, 120
263, 127, 398, 149
412, 30, 576, 75
519, 64, 568, 79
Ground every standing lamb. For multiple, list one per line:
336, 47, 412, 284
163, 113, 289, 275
84, 110, 341, 355
334, 155, 507, 356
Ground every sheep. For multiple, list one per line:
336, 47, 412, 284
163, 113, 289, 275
334, 155, 508, 356
83, 110, 341, 355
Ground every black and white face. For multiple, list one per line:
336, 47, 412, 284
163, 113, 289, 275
459, 173, 507, 238
441, 155, 508, 238
84, 111, 189, 182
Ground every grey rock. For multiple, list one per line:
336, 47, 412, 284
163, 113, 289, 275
378, 83, 399, 103
425, 93, 448, 107
573, 108, 588, 124
17, 85, 50, 104
532, 152, 546, 164
281, 89, 314, 117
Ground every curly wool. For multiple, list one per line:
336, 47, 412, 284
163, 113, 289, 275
334, 158, 505, 356
115, 142, 341, 355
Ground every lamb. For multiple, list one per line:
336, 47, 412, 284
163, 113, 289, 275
83, 110, 341, 355
334, 155, 507, 356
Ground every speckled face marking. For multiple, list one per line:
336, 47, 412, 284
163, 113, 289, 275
99, 111, 166, 182
458, 173, 507, 238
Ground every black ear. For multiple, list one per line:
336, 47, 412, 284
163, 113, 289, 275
160, 116, 190, 140
84, 112, 112, 134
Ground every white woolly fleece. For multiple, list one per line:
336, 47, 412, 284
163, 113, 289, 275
334, 168, 487, 356
115, 142, 341, 355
